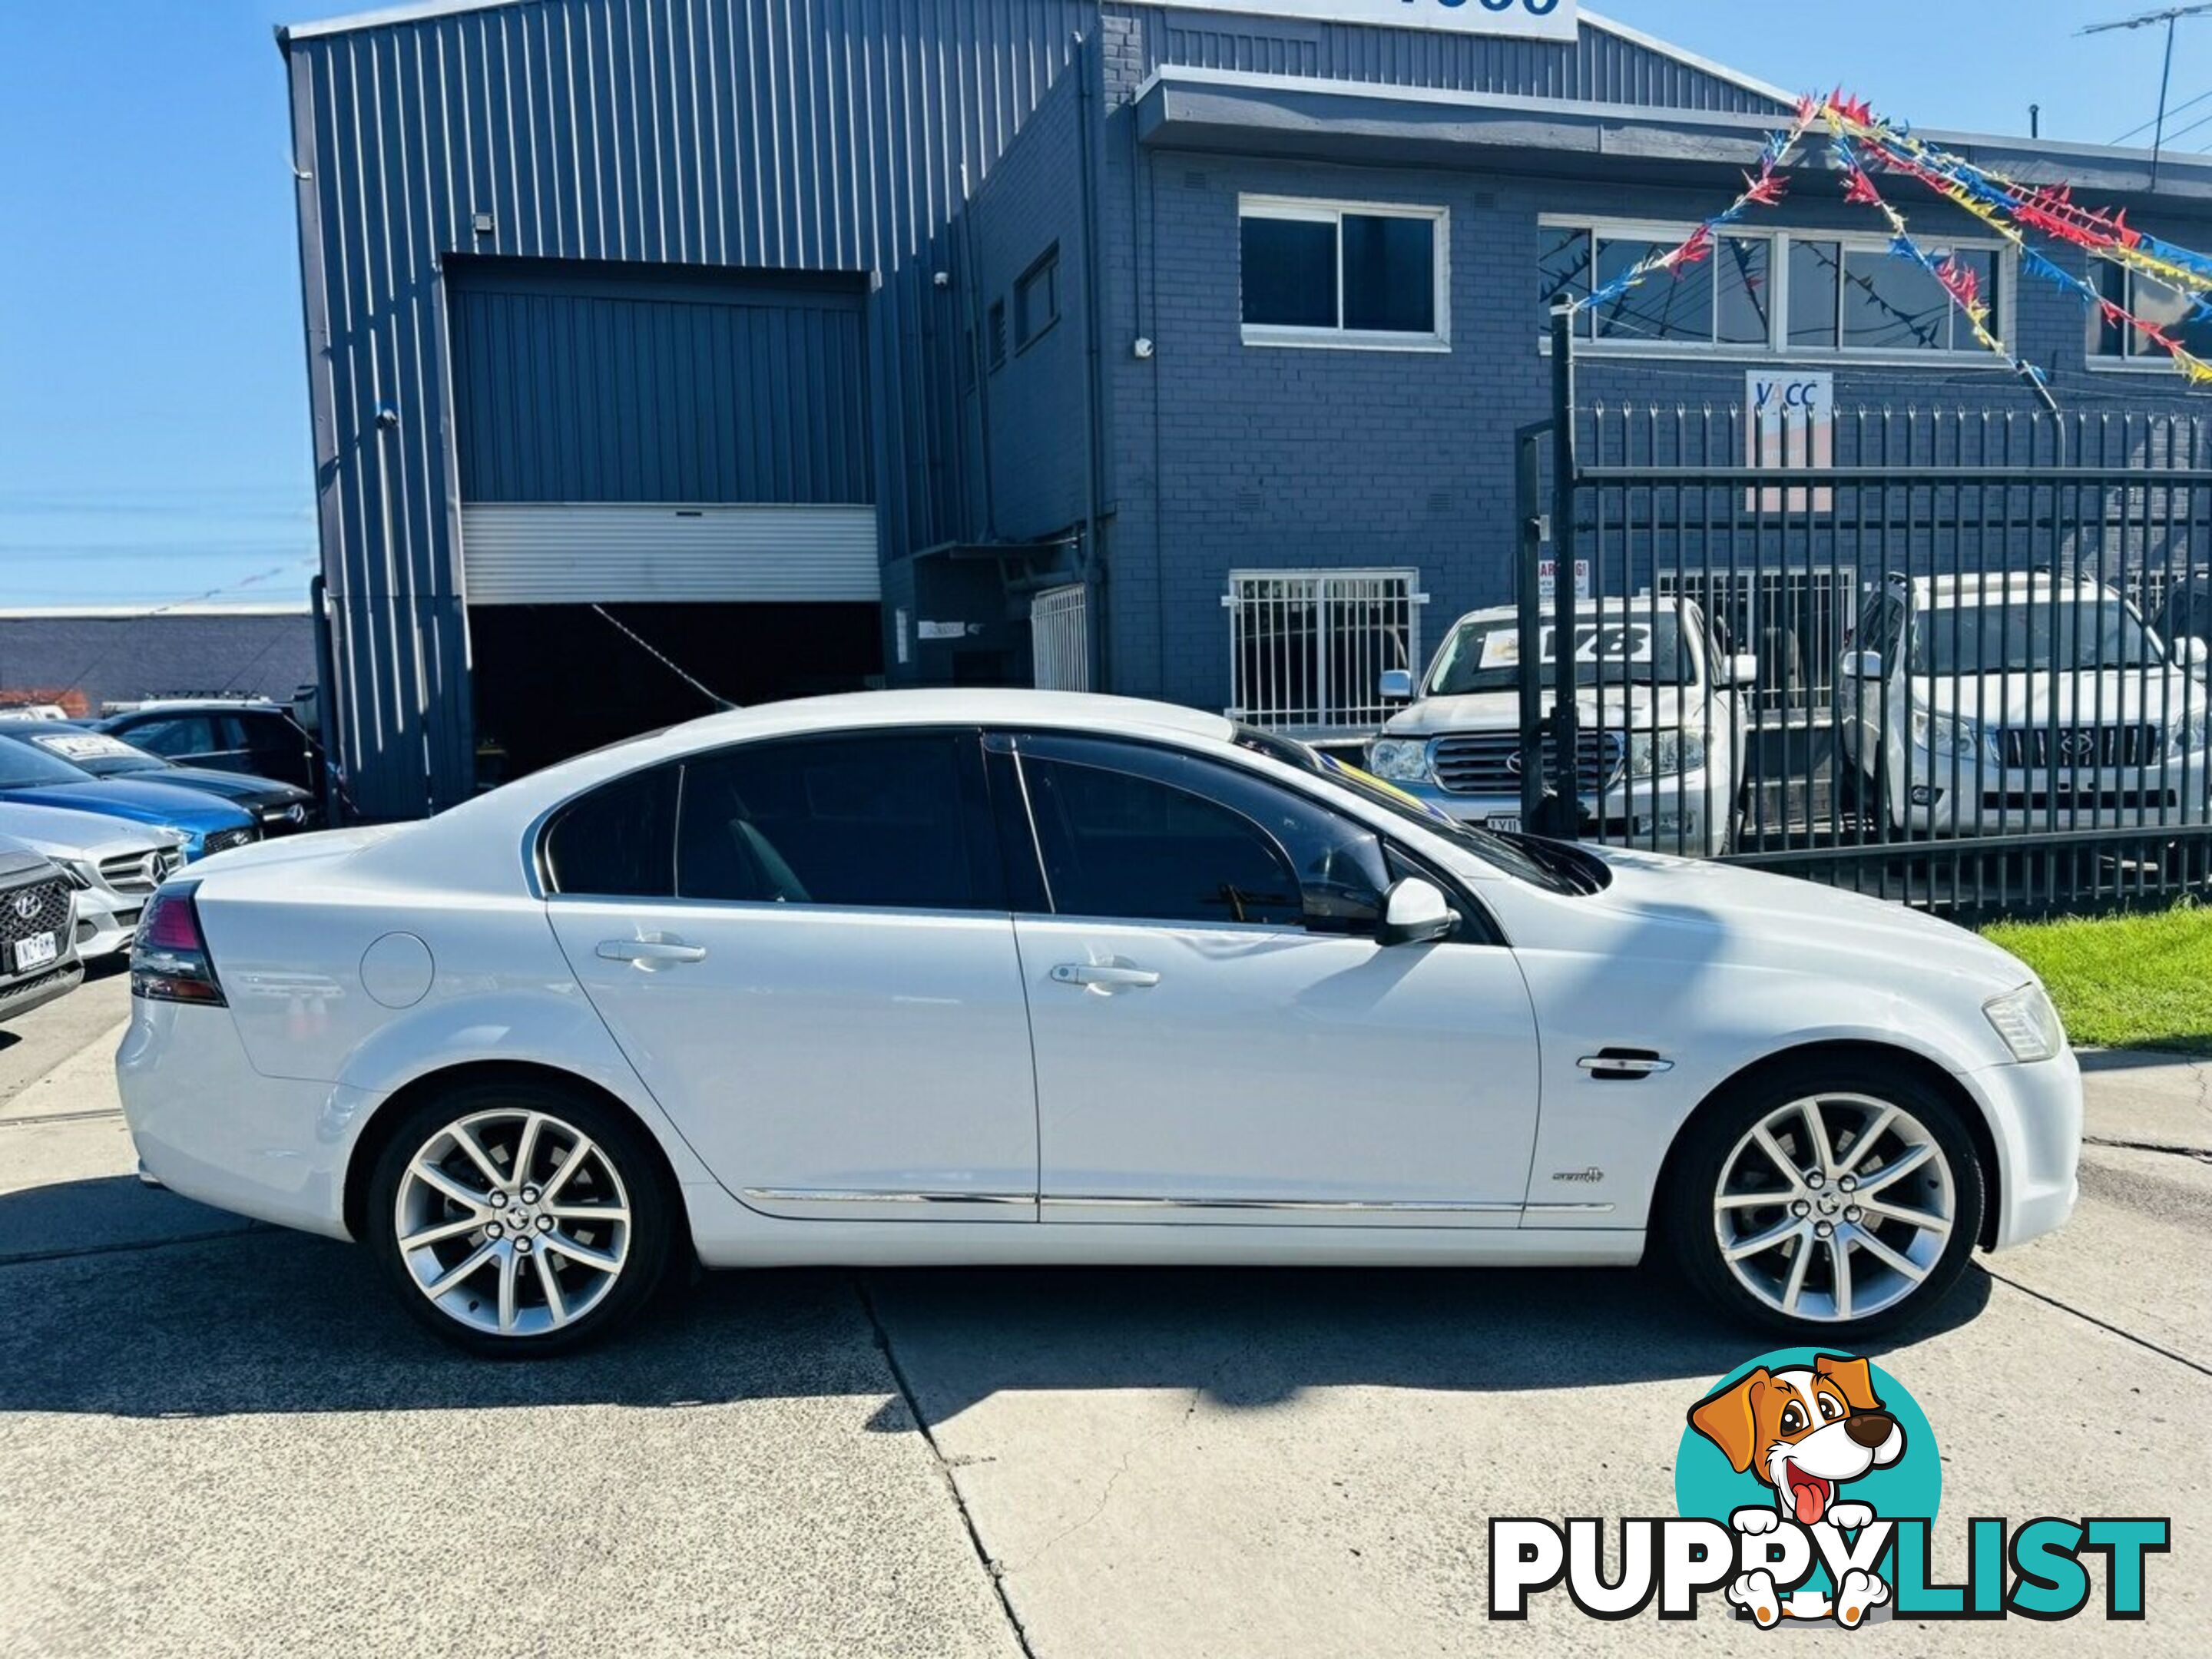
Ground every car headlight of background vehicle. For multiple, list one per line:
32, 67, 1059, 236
1627, 725, 1707, 779
1366, 738, 1433, 784
1983, 981, 2065, 1063
2167, 706, 2210, 760
1911, 708, 1998, 766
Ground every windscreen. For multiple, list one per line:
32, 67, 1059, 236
1911, 598, 2164, 674
12, 730, 163, 778
1426, 611, 1697, 696
0, 733, 100, 789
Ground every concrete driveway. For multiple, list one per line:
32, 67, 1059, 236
1, 973, 2204, 1657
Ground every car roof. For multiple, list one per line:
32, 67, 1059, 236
1446, 596, 1698, 628
653, 689, 1237, 750
1903, 572, 2115, 602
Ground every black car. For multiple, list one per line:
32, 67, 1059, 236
0, 723, 320, 833
0, 840, 84, 1024
93, 701, 329, 800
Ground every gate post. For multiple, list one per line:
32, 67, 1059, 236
1514, 423, 1549, 829
1544, 306, 1582, 840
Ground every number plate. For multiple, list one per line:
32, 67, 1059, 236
1486, 815, 1523, 835
13, 930, 57, 973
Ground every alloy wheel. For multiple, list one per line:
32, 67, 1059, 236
1710, 1092, 1956, 1323
392, 1108, 633, 1337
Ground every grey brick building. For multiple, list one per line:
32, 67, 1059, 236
279, 0, 2212, 815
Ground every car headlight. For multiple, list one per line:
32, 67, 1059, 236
1911, 708, 1997, 766
1983, 982, 2065, 1064
1366, 738, 1432, 784
1627, 726, 1708, 779
2167, 707, 2210, 760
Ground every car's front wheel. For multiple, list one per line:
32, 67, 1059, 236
1666, 1061, 1984, 1339
365, 1081, 675, 1356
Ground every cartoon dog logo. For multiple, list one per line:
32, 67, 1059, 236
1687, 1354, 1906, 1628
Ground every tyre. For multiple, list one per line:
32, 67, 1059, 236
1664, 1059, 1984, 1341
364, 1080, 676, 1356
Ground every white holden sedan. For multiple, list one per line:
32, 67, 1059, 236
120, 692, 2080, 1355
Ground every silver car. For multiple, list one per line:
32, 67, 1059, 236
0, 803, 186, 959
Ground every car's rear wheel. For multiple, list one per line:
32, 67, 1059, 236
1666, 1061, 1984, 1340
365, 1081, 674, 1356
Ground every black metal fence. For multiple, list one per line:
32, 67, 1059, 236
1508, 320, 2212, 916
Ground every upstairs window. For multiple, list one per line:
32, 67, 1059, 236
1240, 197, 1449, 349
2086, 259, 2212, 367
1543, 220, 2007, 359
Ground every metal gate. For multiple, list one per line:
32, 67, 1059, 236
1031, 583, 1091, 693
1224, 570, 1426, 737
1514, 312, 2212, 916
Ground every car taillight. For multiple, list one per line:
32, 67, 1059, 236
132, 881, 226, 1005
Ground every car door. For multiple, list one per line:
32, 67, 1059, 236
541, 728, 1040, 1221
237, 711, 316, 790
999, 733, 1543, 1227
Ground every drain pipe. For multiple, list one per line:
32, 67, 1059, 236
1075, 31, 1110, 690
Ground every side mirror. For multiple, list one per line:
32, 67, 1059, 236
1843, 649, 1885, 680
1377, 876, 1459, 948
1379, 668, 1415, 702
2177, 637, 2209, 674
1718, 653, 1759, 687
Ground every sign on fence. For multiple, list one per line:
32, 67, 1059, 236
1745, 370, 1834, 514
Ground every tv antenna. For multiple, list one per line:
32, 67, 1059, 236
2084, 2, 2212, 184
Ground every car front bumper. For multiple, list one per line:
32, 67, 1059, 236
1388, 773, 1732, 856
72, 885, 144, 959
1961, 1046, 2082, 1253
1900, 764, 2211, 836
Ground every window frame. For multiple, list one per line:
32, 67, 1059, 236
1239, 194, 1452, 353
534, 727, 1008, 914
2084, 257, 2212, 377
992, 730, 1498, 942
1538, 215, 2015, 366
1015, 245, 1061, 352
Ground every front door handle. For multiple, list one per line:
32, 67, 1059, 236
1050, 963, 1161, 991
598, 936, 709, 968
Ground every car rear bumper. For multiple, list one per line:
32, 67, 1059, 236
117, 997, 381, 1240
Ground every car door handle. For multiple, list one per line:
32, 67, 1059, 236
598, 937, 708, 967
1050, 963, 1161, 990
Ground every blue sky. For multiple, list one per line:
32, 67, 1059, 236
4, 0, 2212, 609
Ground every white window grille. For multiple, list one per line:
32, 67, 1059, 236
1224, 569, 1426, 735
1030, 583, 1091, 693
1658, 565, 1855, 720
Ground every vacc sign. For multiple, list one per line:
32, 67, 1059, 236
1145, 0, 1579, 43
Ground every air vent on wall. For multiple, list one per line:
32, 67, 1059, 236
1235, 488, 1265, 515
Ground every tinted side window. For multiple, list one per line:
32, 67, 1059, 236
124, 716, 211, 757
544, 765, 677, 896
677, 733, 996, 910
1021, 757, 1306, 927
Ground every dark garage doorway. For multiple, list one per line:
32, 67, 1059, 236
468, 602, 882, 786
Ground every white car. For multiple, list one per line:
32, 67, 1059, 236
1842, 573, 2210, 835
119, 691, 2080, 1355
0, 803, 187, 958
1369, 598, 1753, 857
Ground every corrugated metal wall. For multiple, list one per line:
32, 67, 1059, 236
283, 0, 1091, 816
447, 264, 870, 504
283, 0, 1783, 816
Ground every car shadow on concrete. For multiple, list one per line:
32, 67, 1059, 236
0, 1179, 1992, 1423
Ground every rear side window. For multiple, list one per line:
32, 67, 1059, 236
543, 765, 677, 896
676, 733, 998, 910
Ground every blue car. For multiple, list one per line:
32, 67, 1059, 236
0, 732, 259, 860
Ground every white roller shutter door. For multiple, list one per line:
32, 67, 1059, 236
459, 503, 879, 605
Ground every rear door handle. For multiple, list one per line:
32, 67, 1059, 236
1050, 963, 1161, 990
598, 937, 709, 967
